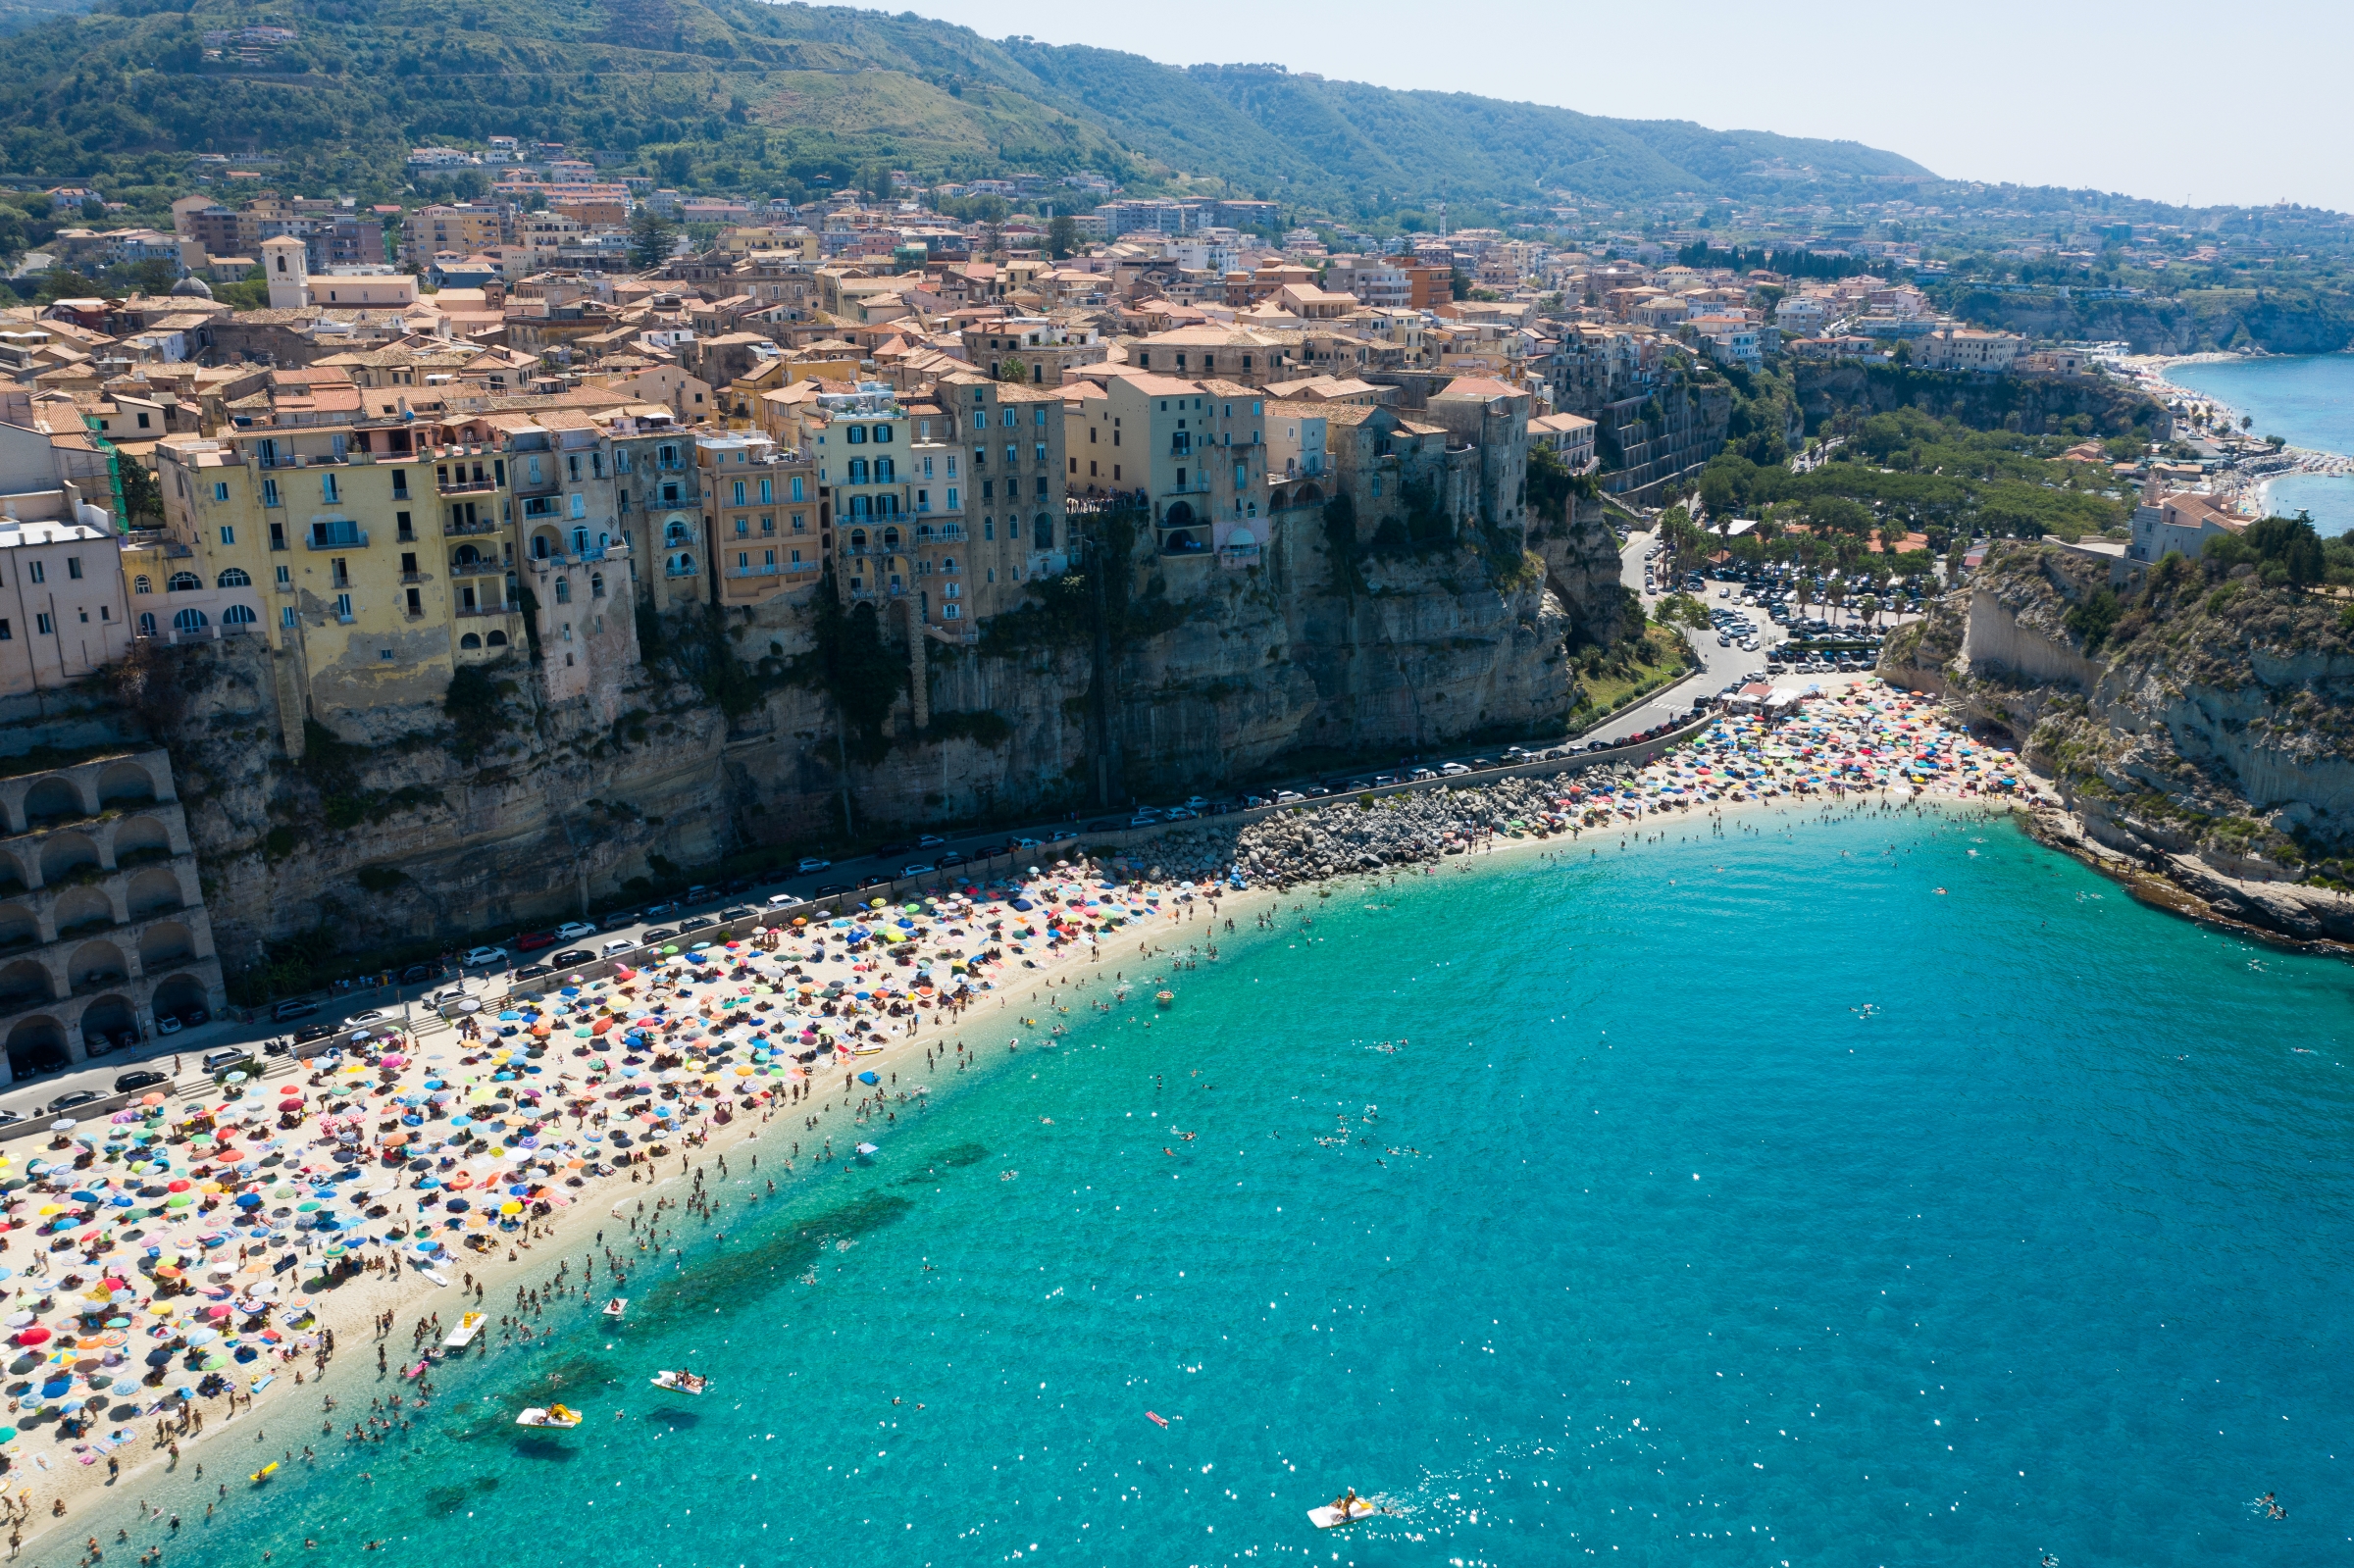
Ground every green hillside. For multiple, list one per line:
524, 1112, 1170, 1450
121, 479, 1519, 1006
0, 0, 1928, 220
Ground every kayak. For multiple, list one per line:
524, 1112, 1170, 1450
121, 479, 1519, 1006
443, 1312, 486, 1348
650, 1370, 709, 1395
516, 1406, 583, 1429
1307, 1498, 1380, 1529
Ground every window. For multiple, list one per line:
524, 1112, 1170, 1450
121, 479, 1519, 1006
321, 474, 339, 503
1008, 516, 1021, 541
460, 632, 483, 649
845, 459, 869, 485
758, 478, 772, 504
276, 565, 290, 587
281, 606, 297, 629
260, 479, 281, 508
733, 480, 746, 505
26, 561, 41, 584
405, 588, 422, 617
217, 568, 251, 587
845, 426, 867, 446
946, 488, 958, 511
790, 475, 805, 502
223, 604, 256, 628
170, 608, 204, 633
759, 515, 774, 534
168, 571, 200, 591
396, 511, 414, 539
1035, 516, 1053, 549
983, 518, 993, 540
591, 574, 605, 599
212, 481, 230, 502
735, 517, 748, 537
554, 578, 572, 604
333, 593, 352, 620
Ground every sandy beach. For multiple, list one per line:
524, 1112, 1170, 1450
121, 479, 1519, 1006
3, 680, 2023, 1554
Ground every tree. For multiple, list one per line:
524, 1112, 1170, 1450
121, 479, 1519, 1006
629, 208, 678, 270
1047, 214, 1077, 260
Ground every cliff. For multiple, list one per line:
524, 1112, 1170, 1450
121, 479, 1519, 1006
1791, 364, 2169, 440
142, 504, 1629, 987
1880, 539, 2354, 941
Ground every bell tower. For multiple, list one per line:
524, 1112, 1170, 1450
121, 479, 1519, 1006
261, 234, 311, 310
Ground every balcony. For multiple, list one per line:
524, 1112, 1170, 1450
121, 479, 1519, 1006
449, 559, 505, 579
915, 526, 967, 543
400, 571, 426, 584
663, 565, 699, 580
304, 528, 368, 550
455, 602, 514, 619
439, 477, 500, 495
445, 517, 501, 536
726, 563, 787, 579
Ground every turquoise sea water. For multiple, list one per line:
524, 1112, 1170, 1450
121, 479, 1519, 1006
78, 810, 2354, 1567
2169, 355, 2354, 534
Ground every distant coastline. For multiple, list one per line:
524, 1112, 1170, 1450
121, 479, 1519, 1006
2134, 354, 2354, 527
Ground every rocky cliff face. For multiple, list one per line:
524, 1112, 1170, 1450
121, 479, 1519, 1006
1880, 539, 2354, 938
147, 504, 1630, 983
1791, 364, 2169, 439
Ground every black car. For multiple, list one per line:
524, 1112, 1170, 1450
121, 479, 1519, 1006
514, 962, 553, 982
1086, 821, 1120, 833
856, 874, 893, 889
718, 906, 755, 922
398, 961, 447, 985
869, 841, 913, 860
937, 850, 968, 868
640, 927, 678, 942
552, 947, 594, 968
45, 1088, 100, 1114
676, 915, 715, 934
814, 883, 851, 897
292, 1021, 338, 1045
113, 1068, 168, 1093
720, 880, 752, 895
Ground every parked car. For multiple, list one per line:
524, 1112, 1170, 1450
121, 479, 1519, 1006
397, 962, 446, 986
513, 963, 552, 982
156, 1015, 183, 1036
459, 946, 508, 969
1372, 774, 1400, 786
915, 834, 947, 849
272, 999, 319, 1023
552, 948, 594, 968
937, 851, 967, 868
1408, 767, 1437, 781
200, 1047, 248, 1073
1440, 762, 1471, 777
643, 902, 679, 919
514, 932, 557, 952
676, 915, 715, 935
599, 910, 640, 931
45, 1088, 100, 1114
1273, 790, 1305, 805
293, 1021, 338, 1045
640, 928, 678, 943
1302, 784, 1331, 798
1242, 795, 1268, 808
856, 874, 893, 889
1163, 807, 1199, 821
900, 863, 936, 878
1182, 795, 1209, 810
553, 922, 596, 943
1011, 836, 1041, 850
814, 884, 852, 898
113, 1069, 168, 1093
599, 938, 638, 959
718, 906, 754, 922
343, 1009, 391, 1029
796, 857, 833, 875
868, 843, 912, 861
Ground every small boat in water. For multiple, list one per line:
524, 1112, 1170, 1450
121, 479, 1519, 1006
1307, 1491, 1382, 1529
650, 1369, 710, 1395
601, 1298, 628, 1319
516, 1404, 584, 1429
442, 1311, 486, 1348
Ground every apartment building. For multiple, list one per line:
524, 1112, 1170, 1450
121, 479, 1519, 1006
399, 203, 508, 268
0, 490, 134, 694
1070, 373, 1268, 564
694, 430, 822, 609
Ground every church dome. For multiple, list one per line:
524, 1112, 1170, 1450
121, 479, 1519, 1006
170, 274, 214, 299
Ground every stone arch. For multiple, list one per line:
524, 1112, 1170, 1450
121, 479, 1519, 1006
1164, 501, 1196, 530
50, 885, 111, 936
67, 938, 128, 993
112, 814, 173, 866
94, 761, 156, 808
0, 852, 25, 895
38, 832, 98, 884
22, 775, 83, 826
486, 630, 509, 646
5, 1015, 68, 1080
1268, 486, 1288, 511
0, 901, 34, 951
136, 922, 193, 970
150, 973, 207, 1021
459, 632, 483, 650
1295, 482, 1323, 506
0, 958, 51, 1010
78, 993, 135, 1055
124, 867, 181, 919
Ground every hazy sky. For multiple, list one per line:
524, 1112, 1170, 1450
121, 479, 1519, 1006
897, 0, 2354, 213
